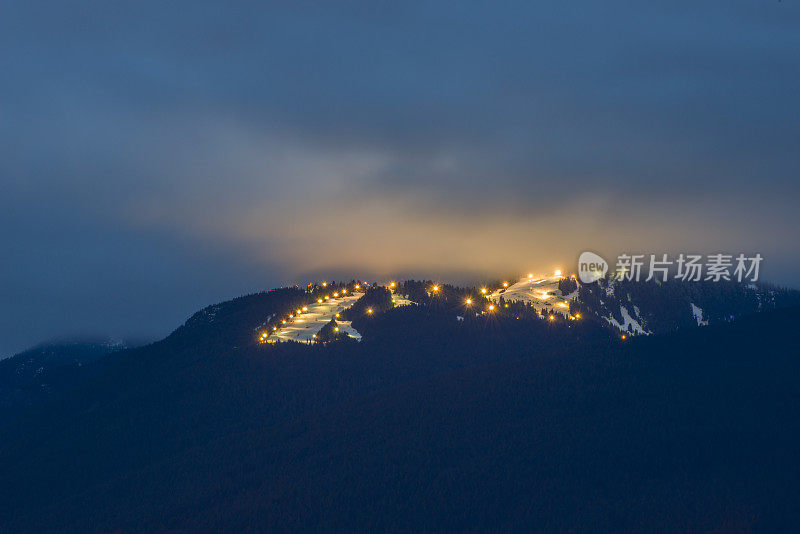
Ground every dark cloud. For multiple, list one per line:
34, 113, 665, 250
2, 1, 799, 355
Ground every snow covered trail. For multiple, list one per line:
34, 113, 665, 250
270, 285, 414, 344
336, 321, 362, 341
272, 294, 362, 343
487, 273, 572, 315
391, 295, 415, 307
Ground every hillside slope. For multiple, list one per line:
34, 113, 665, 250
1, 298, 799, 531
0, 340, 130, 428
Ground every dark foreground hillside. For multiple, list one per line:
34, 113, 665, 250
1, 304, 799, 532
0, 340, 131, 427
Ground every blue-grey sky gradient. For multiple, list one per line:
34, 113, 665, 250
2, 1, 799, 355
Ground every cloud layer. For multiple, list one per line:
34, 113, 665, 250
2, 1, 799, 355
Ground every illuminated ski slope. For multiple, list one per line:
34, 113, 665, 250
270, 286, 415, 344
272, 293, 362, 343
487, 273, 573, 314
391, 295, 415, 307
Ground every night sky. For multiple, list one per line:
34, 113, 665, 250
2, 1, 799, 356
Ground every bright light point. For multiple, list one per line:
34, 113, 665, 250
281, 320, 286, 324
502, 281, 508, 287
322, 282, 327, 287
367, 308, 373, 314
317, 299, 323, 303
488, 304, 495, 311
432, 285, 439, 292
480, 287, 487, 294
335, 313, 340, 318
273, 326, 277, 331
324, 296, 329, 300
333, 292, 339, 297
389, 282, 395, 288
556, 302, 568, 308
554, 269, 562, 276
302, 306, 308, 311
575, 313, 581, 319
465, 298, 472, 305
549, 315, 555, 321
621, 334, 627, 340
528, 273, 533, 279
341, 289, 346, 294
334, 327, 339, 332
288, 314, 293, 318
355, 284, 360, 290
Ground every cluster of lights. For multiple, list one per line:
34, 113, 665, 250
264, 286, 369, 344
270, 271, 573, 345
518, 269, 564, 282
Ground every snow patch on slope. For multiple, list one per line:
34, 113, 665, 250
690, 303, 709, 326
603, 306, 649, 335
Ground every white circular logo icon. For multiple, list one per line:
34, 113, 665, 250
578, 251, 608, 283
